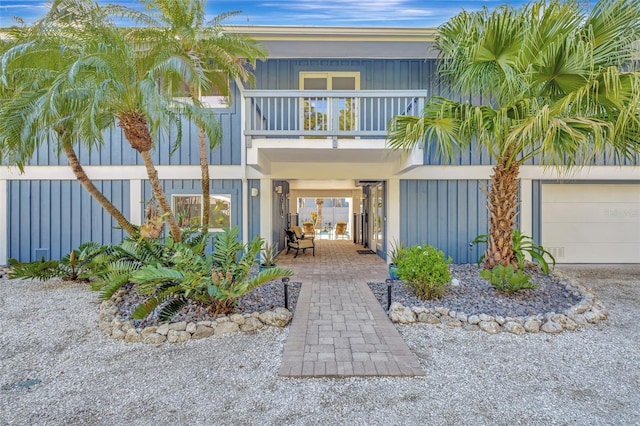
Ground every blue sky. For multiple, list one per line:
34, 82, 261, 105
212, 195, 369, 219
0, 0, 531, 28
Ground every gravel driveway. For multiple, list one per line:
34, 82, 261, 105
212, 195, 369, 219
1, 264, 639, 425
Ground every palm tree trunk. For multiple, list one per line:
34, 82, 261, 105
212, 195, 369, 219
483, 155, 520, 270
198, 126, 210, 230
63, 143, 137, 236
189, 88, 211, 231
139, 150, 182, 242
118, 112, 181, 242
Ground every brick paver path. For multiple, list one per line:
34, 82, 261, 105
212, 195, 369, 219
277, 239, 424, 377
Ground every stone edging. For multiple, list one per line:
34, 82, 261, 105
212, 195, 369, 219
98, 290, 293, 344
387, 270, 608, 334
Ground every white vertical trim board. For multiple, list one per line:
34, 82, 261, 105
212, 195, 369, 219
242, 179, 249, 244
387, 178, 400, 263
130, 180, 142, 226
520, 179, 533, 238
0, 180, 7, 265
259, 179, 273, 243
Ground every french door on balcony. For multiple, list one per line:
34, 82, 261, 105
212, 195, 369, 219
299, 72, 360, 133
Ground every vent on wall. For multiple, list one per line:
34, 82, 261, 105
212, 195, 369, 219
547, 247, 565, 259
34, 248, 49, 261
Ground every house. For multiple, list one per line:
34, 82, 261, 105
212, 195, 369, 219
1, 26, 639, 265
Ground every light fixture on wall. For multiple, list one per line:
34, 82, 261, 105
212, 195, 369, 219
251, 188, 259, 197
275, 185, 283, 194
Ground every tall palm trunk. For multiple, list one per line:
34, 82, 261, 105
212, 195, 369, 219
62, 142, 137, 236
483, 154, 520, 270
189, 88, 211, 231
118, 111, 182, 242
198, 126, 210, 230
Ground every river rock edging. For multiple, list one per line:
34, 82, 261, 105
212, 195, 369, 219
387, 270, 608, 334
98, 292, 293, 344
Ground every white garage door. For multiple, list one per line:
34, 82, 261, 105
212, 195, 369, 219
542, 184, 640, 263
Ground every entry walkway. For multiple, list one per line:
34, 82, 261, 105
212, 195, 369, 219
276, 239, 424, 377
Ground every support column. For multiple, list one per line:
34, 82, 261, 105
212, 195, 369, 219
387, 178, 400, 264
260, 179, 273, 243
0, 180, 7, 265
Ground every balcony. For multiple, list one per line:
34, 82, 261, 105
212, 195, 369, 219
244, 90, 426, 174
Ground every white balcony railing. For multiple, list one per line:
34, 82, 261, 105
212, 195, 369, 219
244, 90, 426, 138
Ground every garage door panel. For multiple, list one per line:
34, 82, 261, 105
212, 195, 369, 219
544, 184, 640, 203
543, 202, 640, 223
543, 222, 640, 243
542, 184, 640, 263
550, 243, 640, 263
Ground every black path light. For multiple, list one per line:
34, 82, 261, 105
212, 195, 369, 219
386, 278, 393, 311
282, 277, 290, 310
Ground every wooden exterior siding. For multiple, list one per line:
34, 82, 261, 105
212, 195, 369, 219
399, 179, 490, 264
8, 180, 128, 262
21, 85, 242, 167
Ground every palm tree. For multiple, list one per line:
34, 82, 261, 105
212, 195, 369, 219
112, 0, 266, 229
388, 0, 640, 270
4, 0, 222, 243
0, 23, 138, 236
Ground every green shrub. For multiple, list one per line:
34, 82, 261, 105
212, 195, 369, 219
479, 264, 538, 293
396, 244, 452, 299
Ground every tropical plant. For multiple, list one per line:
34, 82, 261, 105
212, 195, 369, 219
0, 13, 137, 235
1, 0, 225, 243
388, 0, 640, 270
387, 238, 405, 280
112, 1, 266, 230
8, 242, 106, 282
130, 226, 293, 320
260, 242, 279, 267
480, 264, 537, 293
474, 230, 556, 274
395, 244, 452, 299
387, 238, 405, 265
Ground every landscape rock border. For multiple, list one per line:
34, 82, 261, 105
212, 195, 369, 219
98, 289, 293, 344
387, 270, 608, 334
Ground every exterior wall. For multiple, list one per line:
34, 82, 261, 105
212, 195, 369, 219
399, 179, 489, 264
22, 84, 242, 168
7, 180, 128, 261
254, 59, 432, 91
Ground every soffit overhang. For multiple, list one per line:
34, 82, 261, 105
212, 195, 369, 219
224, 25, 438, 59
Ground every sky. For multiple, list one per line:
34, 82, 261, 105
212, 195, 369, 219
0, 0, 532, 28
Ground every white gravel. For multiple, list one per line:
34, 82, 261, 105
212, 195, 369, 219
1, 265, 639, 425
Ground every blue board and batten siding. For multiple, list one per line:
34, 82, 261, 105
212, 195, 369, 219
399, 180, 490, 264
8, 180, 128, 261
25, 84, 242, 167
254, 59, 432, 91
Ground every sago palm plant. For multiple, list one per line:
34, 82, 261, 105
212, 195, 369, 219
131, 226, 293, 320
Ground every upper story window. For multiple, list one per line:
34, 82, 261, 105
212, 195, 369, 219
299, 72, 360, 132
172, 194, 231, 231
162, 68, 230, 109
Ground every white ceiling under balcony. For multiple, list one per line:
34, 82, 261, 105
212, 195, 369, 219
246, 138, 422, 178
